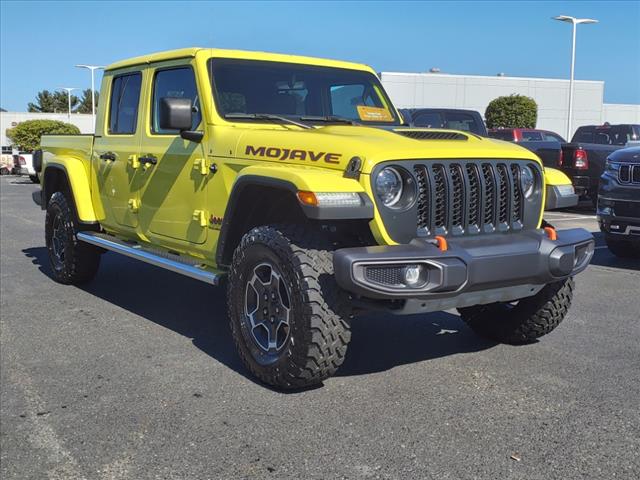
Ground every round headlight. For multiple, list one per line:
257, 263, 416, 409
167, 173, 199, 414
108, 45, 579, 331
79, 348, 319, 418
520, 166, 535, 198
375, 167, 403, 206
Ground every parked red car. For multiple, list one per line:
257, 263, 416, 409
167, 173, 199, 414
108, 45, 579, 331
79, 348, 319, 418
488, 128, 565, 143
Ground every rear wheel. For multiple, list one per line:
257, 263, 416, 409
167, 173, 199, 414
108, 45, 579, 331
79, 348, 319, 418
605, 235, 640, 259
227, 225, 351, 389
29, 174, 40, 183
458, 278, 574, 344
45, 192, 101, 284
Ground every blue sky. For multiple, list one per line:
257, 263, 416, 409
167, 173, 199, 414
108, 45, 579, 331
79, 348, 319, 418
1, 0, 639, 111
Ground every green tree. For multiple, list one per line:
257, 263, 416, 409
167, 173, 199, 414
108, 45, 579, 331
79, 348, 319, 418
485, 94, 538, 129
27, 90, 80, 113
5, 120, 80, 152
76, 89, 99, 114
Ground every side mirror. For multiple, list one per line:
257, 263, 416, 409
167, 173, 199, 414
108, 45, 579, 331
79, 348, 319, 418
159, 97, 193, 131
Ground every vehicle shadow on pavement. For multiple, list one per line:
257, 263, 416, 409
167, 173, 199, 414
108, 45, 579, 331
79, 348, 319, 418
589, 232, 640, 271
24, 247, 496, 387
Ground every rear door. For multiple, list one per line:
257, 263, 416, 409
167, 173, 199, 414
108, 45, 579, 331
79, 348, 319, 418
137, 61, 208, 245
92, 69, 144, 230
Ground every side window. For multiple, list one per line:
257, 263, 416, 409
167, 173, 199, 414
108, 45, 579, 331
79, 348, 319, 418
109, 73, 142, 134
521, 131, 543, 141
489, 130, 514, 141
543, 132, 563, 142
152, 67, 202, 134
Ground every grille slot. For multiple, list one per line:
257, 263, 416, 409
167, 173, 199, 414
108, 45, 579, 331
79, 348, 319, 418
413, 161, 528, 237
510, 164, 522, 223
619, 164, 640, 184
466, 164, 481, 230
433, 164, 447, 230
497, 164, 509, 224
450, 164, 464, 229
482, 164, 496, 226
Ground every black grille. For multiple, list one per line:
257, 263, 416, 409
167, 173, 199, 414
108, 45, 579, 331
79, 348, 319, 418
414, 161, 528, 236
395, 130, 468, 141
365, 266, 404, 286
619, 164, 640, 184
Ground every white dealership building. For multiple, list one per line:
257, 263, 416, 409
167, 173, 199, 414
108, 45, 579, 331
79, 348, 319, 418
380, 71, 640, 140
0, 112, 93, 147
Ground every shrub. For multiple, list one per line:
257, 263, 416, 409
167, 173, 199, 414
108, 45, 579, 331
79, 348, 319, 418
485, 94, 538, 129
5, 120, 80, 152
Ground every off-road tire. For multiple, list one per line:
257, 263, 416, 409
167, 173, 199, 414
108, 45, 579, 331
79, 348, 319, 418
605, 235, 640, 259
45, 191, 101, 284
458, 278, 574, 344
227, 225, 351, 389
29, 174, 40, 184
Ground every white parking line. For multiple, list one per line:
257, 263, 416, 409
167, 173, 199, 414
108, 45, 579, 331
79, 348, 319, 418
547, 216, 597, 221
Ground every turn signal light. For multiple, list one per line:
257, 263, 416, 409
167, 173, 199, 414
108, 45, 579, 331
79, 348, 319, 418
297, 191, 318, 206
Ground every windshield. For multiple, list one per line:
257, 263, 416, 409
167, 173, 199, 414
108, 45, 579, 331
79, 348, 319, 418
209, 58, 400, 126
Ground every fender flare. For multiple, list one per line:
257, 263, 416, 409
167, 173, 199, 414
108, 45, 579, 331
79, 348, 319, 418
214, 173, 373, 267
43, 162, 98, 224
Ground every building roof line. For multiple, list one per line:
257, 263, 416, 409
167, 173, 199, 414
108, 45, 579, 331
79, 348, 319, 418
380, 71, 605, 85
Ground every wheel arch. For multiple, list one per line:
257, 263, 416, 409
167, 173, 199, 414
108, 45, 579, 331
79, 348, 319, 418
43, 162, 98, 225
215, 174, 374, 268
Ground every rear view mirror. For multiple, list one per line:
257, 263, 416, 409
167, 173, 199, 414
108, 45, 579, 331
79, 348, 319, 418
159, 97, 193, 131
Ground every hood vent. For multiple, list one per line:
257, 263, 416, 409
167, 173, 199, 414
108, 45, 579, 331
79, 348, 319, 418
395, 130, 468, 141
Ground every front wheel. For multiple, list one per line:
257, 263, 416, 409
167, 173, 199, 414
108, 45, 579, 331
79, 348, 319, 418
45, 192, 101, 284
29, 174, 40, 183
458, 278, 574, 344
227, 225, 351, 389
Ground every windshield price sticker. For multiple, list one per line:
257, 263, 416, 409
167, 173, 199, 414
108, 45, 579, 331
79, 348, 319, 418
357, 106, 394, 122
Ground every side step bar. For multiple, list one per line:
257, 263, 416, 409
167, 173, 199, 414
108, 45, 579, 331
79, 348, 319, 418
77, 232, 220, 285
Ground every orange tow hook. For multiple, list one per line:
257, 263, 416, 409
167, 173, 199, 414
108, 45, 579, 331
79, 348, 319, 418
434, 235, 448, 252
544, 226, 557, 241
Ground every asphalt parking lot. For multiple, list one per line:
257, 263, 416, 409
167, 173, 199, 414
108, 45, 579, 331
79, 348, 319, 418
1, 175, 639, 480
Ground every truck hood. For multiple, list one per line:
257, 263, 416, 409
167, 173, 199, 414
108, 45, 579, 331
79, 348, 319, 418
234, 124, 540, 175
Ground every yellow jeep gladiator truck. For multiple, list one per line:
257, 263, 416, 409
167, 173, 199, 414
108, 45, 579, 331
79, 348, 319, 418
33, 48, 594, 389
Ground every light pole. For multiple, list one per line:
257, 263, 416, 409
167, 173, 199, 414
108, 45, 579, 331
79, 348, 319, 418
58, 87, 78, 122
553, 15, 598, 140
75, 65, 105, 131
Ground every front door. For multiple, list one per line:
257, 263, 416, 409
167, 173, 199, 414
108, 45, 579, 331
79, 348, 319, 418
92, 70, 144, 230
138, 63, 208, 245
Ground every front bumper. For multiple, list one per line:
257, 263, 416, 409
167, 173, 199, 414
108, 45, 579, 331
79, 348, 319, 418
334, 229, 594, 311
545, 185, 579, 210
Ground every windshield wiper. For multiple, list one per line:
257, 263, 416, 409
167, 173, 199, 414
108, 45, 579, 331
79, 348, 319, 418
300, 115, 359, 125
224, 113, 312, 129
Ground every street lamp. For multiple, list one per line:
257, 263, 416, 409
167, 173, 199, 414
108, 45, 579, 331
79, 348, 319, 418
553, 15, 598, 140
57, 87, 78, 122
75, 65, 105, 131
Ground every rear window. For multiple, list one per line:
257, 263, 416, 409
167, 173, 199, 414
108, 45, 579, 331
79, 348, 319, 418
488, 130, 514, 141
413, 112, 444, 129
520, 131, 544, 141
573, 126, 634, 145
109, 73, 142, 134
443, 112, 482, 134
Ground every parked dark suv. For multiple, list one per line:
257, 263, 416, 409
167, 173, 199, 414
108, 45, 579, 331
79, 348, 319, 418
597, 146, 640, 258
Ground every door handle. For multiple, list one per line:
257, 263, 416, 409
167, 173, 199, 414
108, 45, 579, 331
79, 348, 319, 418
139, 155, 157, 166
99, 152, 116, 161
